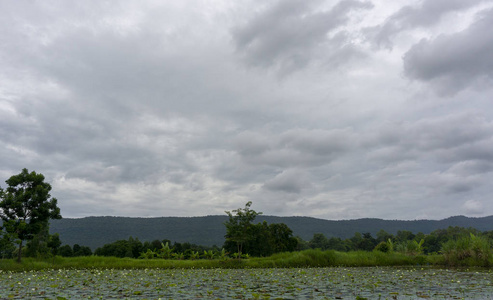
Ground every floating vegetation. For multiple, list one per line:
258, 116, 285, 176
0, 267, 492, 299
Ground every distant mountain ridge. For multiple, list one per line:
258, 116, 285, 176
49, 215, 493, 250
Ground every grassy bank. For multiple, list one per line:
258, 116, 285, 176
247, 249, 445, 268
0, 249, 459, 272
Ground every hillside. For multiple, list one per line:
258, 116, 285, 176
49, 215, 493, 250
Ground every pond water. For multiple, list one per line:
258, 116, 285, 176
0, 267, 492, 299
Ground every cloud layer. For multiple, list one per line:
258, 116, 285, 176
1, 0, 493, 220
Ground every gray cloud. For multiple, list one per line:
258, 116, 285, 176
1, 1, 493, 220
263, 169, 311, 194
463, 199, 484, 215
403, 8, 493, 95
369, 0, 486, 49
234, 128, 357, 168
232, 0, 373, 73
366, 113, 493, 166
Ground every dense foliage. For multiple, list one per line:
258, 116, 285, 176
47, 215, 493, 250
94, 237, 216, 259
224, 201, 261, 257
1, 191, 491, 265
223, 202, 298, 257
304, 226, 492, 266
223, 221, 298, 257
0, 169, 61, 262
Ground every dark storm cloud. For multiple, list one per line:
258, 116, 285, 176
369, 0, 486, 49
232, 0, 373, 73
403, 8, 493, 95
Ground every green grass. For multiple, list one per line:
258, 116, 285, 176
248, 250, 443, 268
0, 256, 225, 272
0, 249, 487, 272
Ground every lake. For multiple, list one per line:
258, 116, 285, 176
1, 266, 492, 299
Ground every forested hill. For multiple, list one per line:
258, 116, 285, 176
49, 215, 493, 250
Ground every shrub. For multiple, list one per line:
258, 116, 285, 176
374, 242, 390, 253
441, 234, 492, 266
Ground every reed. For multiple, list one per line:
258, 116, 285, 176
0, 249, 490, 272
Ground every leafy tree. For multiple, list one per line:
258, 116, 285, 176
150, 239, 165, 251
295, 236, 310, 251
72, 244, 92, 256
94, 238, 142, 258
58, 245, 73, 257
348, 232, 363, 251
0, 230, 16, 259
309, 233, 329, 250
0, 169, 62, 262
242, 221, 272, 256
376, 229, 393, 244
422, 235, 441, 254
47, 233, 61, 263
267, 223, 298, 253
128, 236, 143, 258
25, 222, 51, 258
327, 237, 350, 252
223, 220, 298, 257
357, 233, 377, 251
396, 230, 415, 243
72, 244, 82, 254
224, 201, 261, 258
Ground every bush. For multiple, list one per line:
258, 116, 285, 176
441, 234, 492, 266
374, 242, 390, 253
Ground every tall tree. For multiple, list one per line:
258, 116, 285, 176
0, 169, 62, 262
267, 222, 298, 253
224, 201, 261, 258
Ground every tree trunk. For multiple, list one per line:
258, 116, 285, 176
17, 240, 23, 263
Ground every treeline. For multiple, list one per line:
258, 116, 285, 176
300, 226, 493, 266
48, 215, 493, 251
0, 223, 93, 259
1, 196, 492, 266
3, 224, 492, 267
46, 203, 300, 260
2, 169, 490, 266
300, 226, 493, 254
94, 237, 218, 259
92, 221, 298, 259
49, 225, 493, 266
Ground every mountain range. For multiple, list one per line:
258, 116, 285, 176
49, 215, 493, 250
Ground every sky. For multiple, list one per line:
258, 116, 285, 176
1, 0, 493, 220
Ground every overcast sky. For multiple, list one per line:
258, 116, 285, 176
1, 0, 493, 220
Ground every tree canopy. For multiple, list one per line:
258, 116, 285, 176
0, 168, 62, 262
224, 201, 261, 257
223, 202, 298, 257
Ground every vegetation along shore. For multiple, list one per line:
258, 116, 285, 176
1, 169, 493, 299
